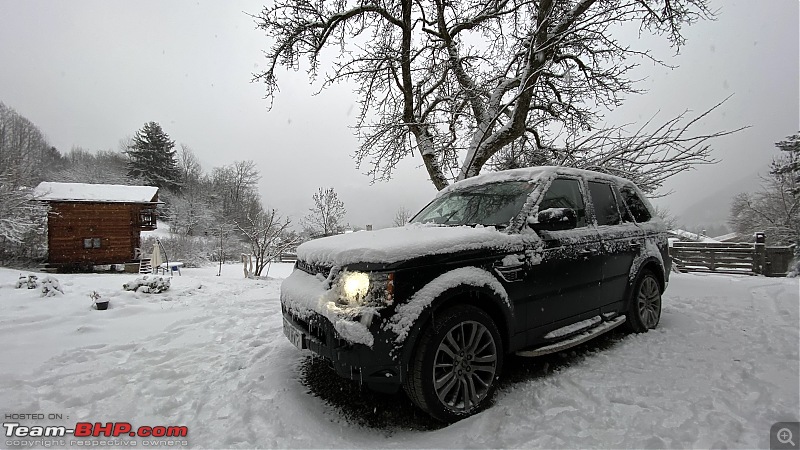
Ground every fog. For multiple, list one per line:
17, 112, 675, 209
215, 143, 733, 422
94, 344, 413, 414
0, 0, 797, 229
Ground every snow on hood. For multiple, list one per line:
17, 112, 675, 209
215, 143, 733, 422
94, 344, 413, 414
297, 223, 536, 267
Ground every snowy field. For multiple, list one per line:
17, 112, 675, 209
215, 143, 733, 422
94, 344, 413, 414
0, 264, 797, 449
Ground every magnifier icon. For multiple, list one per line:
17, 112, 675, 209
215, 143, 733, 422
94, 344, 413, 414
778, 428, 796, 446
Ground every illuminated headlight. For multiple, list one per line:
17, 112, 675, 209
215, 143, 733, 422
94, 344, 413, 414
334, 270, 394, 307
341, 271, 370, 304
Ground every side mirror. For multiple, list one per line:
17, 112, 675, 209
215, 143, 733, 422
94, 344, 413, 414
529, 207, 578, 231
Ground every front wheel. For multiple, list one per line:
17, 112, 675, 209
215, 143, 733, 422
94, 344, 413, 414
625, 269, 662, 333
404, 305, 503, 422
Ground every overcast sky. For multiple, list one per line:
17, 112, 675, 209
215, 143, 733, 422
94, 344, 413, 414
0, 0, 797, 229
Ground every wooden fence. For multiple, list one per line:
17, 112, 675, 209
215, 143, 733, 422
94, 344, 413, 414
670, 241, 795, 277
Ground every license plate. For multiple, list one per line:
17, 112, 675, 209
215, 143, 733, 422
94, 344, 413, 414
283, 318, 306, 350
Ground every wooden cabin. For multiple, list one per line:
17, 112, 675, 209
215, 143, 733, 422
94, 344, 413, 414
34, 182, 160, 270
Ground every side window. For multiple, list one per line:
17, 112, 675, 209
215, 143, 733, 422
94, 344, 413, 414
616, 186, 635, 223
620, 185, 652, 222
588, 181, 621, 226
539, 178, 587, 227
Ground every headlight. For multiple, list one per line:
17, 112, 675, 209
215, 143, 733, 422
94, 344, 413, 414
335, 270, 394, 307
341, 271, 370, 304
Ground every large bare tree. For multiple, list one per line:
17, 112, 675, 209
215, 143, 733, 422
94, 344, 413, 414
255, 0, 740, 192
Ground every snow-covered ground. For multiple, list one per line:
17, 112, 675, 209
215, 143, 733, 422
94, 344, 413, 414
0, 265, 797, 448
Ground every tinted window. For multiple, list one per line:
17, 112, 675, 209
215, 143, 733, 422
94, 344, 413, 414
411, 181, 536, 227
588, 181, 621, 226
539, 178, 587, 227
620, 186, 652, 222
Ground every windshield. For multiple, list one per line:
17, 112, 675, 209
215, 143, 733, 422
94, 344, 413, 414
411, 181, 536, 227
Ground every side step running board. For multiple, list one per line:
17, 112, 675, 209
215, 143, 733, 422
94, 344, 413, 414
516, 315, 626, 357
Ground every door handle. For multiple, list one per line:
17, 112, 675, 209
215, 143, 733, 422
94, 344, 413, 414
578, 248, 597, 257
629, 239, 642, 250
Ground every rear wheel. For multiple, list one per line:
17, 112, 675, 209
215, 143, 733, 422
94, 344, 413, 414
404, 305, 503, 422
625, 269, 662, 333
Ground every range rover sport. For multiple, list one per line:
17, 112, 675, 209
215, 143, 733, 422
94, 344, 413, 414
280, 166, 669, 422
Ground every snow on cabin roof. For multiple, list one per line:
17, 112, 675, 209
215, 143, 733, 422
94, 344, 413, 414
34, 182, 160, 204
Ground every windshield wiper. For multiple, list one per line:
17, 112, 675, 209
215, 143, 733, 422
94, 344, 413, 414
464, 222, 507, 230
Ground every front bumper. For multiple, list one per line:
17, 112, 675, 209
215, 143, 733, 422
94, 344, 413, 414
281, 305, 403, 388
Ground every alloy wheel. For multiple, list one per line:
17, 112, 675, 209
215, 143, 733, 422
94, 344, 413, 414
637, 276, 661, 328
432, 320, 498, 412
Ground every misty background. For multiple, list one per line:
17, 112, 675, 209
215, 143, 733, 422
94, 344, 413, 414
0, 0, 797, 231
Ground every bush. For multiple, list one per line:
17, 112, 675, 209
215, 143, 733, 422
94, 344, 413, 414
40, 276, 63, 297
16, 274, 64, 297
15, 273, 38, 289
789, 255, 800, 278
123, 275, 171, 293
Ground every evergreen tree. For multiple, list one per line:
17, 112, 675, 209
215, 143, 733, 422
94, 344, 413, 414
771, 132, 800, 196
126, 122, 181, 190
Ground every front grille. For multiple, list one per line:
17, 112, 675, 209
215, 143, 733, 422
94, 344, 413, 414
294, 314, 328, 343
296, 260, 332, 277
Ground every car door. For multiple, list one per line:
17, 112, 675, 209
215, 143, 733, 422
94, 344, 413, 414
523, 176, 604, 335
587, 179, 643, 308
618, 183, 670, 273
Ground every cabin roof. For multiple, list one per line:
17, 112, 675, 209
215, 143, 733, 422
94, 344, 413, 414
34, 182, 160, 204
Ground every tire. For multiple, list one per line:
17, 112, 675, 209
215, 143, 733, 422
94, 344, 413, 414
404, 305, 503, 422
625, 269, 662, 333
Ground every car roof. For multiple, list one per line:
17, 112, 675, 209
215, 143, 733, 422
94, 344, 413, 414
437, 166, 636, 197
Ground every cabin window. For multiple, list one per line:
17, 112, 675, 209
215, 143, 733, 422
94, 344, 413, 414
139, 208, 156, 227
83, 238, 102, 249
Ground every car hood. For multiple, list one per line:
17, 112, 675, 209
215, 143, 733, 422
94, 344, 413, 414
297, 223, 537, 267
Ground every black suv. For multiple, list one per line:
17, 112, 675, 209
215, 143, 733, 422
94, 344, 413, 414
281, 167, 669, 422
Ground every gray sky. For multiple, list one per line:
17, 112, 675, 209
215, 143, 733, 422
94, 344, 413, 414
0, 0, 797, 229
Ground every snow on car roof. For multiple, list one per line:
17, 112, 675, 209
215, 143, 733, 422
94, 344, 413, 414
438, 166, 635, 197
34, 182, 159, 203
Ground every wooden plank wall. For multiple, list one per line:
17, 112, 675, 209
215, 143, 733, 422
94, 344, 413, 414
48, 202, 142, 265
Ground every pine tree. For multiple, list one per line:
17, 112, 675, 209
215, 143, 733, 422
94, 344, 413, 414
771, 132, 800, 197
126, 122, 181, 190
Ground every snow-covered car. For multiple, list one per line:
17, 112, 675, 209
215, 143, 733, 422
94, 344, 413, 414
281, 166, 670, 422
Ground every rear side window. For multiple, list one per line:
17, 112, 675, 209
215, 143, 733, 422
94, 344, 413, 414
588, 181, 621, 226
539, 178, 587, 227
620, 185, 652, 222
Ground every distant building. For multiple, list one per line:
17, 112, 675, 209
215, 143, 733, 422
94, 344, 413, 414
34, 182, 161, 270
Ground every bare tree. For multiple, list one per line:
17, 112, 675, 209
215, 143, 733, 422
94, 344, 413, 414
653, 205, 678, 231
237, 206, 300, 276
52, 147, 132, 185
177, 144, 203, 187
0, 102, 51, 188
393, 206, 413, 227
255, 0, 739, 193
729, 133, 799, 248
0, 175, 48, 264
210, 160, 262, 225
303, 187, 347, 237
163, 144, 212, 236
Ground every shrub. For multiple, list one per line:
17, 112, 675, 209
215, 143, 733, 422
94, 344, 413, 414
123, 275, 171, 293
